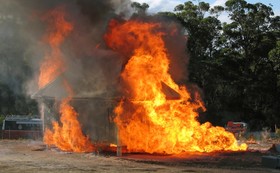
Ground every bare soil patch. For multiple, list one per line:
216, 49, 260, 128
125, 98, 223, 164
0, 140, 279, 173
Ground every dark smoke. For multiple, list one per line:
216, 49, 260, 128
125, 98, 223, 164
14, 0, 132, 141
1, 0, 190, 141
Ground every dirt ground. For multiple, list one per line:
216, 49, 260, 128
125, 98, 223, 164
0, 140, 279, 173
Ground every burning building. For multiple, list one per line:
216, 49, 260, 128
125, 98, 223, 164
32, 75, 118, 152
26, 0, 247, 154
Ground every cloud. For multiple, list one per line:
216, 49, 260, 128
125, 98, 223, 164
134, 0, 183, 13
210, 0, 231, 23
212, 0, 227, 7
273, 9, 280, 16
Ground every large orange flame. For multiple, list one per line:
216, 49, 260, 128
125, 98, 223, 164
40, 7, 94, 152
44, 81, 94, 152
105, 20, 247, 154
38, 6, 72, 89
44, 97, 94, 152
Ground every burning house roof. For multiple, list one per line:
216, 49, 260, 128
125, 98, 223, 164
32, 74, 117, 100
26, 0, 247, 154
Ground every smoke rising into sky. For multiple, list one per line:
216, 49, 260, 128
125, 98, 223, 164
0, 0, 186, 99
0, 0, 189, 140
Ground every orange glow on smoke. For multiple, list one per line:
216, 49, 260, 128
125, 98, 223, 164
38, 6, 72, 89
40, 7, 94, 152
105, 20, 247, 154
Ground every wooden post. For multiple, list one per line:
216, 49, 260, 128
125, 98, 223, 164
40, 101, 45, 133
116, 126, 122, 157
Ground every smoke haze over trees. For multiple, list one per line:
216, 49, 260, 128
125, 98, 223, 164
161, 0, 280, 130
0, 0, 279, 130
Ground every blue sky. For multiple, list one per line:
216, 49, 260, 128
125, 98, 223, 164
134, 0, 280, 20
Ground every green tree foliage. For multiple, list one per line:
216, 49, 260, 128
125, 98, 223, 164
221, 0, 279, 129
0, 114, 4, 128
269, 41, 280, 86
131, 2, 149, 16
0, 0, 278, 130
172, 1, 227, 124
167, 0, 279, 129
174, 1, 223, 85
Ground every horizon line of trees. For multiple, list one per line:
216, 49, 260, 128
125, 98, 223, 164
133, 0, 280, 130
0, 0, 279, 131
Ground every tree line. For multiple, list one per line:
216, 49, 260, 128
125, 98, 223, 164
0, 0, 279, 130
132, 0, 279, 130
157, 0, 279, 130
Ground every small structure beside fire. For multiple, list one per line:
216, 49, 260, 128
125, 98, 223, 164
1, 115, 42, 139
31, 75, 183, 155
32, 76, 118, 148
225, 121, 247, 137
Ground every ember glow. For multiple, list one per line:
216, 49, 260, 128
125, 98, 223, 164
105, 20, 247, 154
39, 7, 94, 152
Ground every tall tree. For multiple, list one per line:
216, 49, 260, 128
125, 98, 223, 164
173, 1, 227, 124
162, 0, 279, 129
221, 0, 280, 129
131, 2, 149, 16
